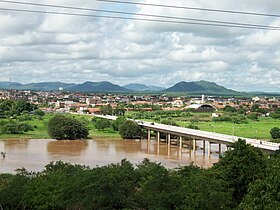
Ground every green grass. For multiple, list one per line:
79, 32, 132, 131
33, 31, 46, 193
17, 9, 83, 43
176, 117, 279, 140
126, 110, 279, 140
1, 112, 278, 141
0, 113, 120, 140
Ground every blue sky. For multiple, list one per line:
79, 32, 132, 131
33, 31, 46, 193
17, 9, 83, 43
0, 0, 279, 92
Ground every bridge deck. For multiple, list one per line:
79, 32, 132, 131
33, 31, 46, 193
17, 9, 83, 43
94, 114, 280, 152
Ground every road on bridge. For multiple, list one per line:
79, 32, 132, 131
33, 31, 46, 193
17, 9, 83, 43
93, 114, 280, 152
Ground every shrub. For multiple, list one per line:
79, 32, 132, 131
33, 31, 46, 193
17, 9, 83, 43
187, 124, 200, 130
270, 127, 280, 139
48, 115, 89, 140
0, 121, 33, 134
247, 113, 258, 121
119, 120, 142, 139
93, 118, 112, 130
33, 109, 45, 116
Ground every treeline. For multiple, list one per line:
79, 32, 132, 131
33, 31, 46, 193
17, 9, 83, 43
0, 139, 279, 210
0, 99, 44, 135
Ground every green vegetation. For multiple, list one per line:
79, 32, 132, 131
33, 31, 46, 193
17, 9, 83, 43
0, 139, 279, 209
270, 127, 280, 140
119, 120, 142, 139
47, 115, 89, 140
126, 110, 280, 140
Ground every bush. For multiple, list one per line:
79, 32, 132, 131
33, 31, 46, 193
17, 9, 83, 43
270, 127, 280, 139
247, 113, 258, 121
270, 112, 280, 119
34, 109, 45, 116
112, 116, 127, 131
187, 124, 200, 130
161, 119, 178, 126
93, 118, 112, 130
48, 115, 89, 140
0, 121, 33, 134
119, 120, 142, 139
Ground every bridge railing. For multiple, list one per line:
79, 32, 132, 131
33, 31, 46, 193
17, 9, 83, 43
93, 114, 280, 150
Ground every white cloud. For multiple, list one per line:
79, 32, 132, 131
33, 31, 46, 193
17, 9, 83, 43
0, 0, 279, 92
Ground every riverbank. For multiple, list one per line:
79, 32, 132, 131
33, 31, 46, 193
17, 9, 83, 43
0, 129, 121, 140
0, 113, 121, 140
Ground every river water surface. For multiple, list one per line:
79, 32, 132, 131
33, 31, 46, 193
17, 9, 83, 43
0, 138, 222, 174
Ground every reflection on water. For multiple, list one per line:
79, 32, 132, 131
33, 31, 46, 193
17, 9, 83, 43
47, 140, 88, 156
0, 138, 223, 174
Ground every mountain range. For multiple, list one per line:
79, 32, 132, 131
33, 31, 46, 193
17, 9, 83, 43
0, 80, 270, 96
122, 83, 164, 91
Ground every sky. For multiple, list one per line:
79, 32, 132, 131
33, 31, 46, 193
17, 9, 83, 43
0, 0, 280, 92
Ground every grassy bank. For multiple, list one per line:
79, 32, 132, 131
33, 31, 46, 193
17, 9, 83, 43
0, 113, 120, 140
1, 112, 278, 140
125, 111, 279, 140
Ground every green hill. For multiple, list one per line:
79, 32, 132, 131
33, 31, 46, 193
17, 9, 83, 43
164, 80, 241, 95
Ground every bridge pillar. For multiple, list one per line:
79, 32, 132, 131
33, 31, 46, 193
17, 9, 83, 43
218, 143, 222, 154
157, 131, 160, 155
147, 129, 151, 142
192, 139, 196, 151
167, 133, 171, 147
203, 140, 206, 153
179, 136, 183, 151
208, 142, 211, 157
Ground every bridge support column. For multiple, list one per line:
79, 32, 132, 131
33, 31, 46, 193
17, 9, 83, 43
157, 131, 160, 155
167, 133, 171, 156
179, 136, 183, 151
208, 142, 211, 157
192, 139, 196, 151
167, 133, 171, 147
218, 143, 222, 154
147, 129, 151, 142
203, 140, 206, 153
178, 136, 183, 158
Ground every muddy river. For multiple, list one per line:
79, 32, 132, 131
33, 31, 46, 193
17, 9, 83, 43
0, 138, 223, 174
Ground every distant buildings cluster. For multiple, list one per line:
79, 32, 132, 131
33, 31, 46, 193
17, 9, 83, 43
0, 89, 279, 114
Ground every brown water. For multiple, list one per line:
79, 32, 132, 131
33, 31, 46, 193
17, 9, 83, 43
0, 138, 223, 174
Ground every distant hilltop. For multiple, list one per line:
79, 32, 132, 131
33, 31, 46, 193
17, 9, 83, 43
0, 80, 270, 96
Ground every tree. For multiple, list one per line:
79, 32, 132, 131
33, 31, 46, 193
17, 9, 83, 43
134, 159, 182, 209
270, 127, 280, 139
224, 105, 236, 112
24, 161, 87, 209
212, 139, 267, 207
0, 121, 33, 134
48, 115, 89, 140
92, 118, 112, 130
176, 165, 233, 210
240, 155, 280, 210
0, 171, 31, 209
119, 120, 142, 139
63, 159, 138, 209
112, 116, 127, 131
100, 104, 113, 115
33, 109, 45, 116
247, 113, 258, 121
13, 99, 37, 115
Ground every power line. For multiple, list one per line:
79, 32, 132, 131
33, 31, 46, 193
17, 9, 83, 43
97, 0, 280, 18
0, 7, 279, 31
0, 0, 280, 30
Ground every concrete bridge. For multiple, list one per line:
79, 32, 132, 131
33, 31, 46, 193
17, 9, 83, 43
93, 114, 280, 153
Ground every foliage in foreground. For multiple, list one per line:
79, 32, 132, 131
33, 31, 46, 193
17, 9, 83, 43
0, 139, 279, 210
